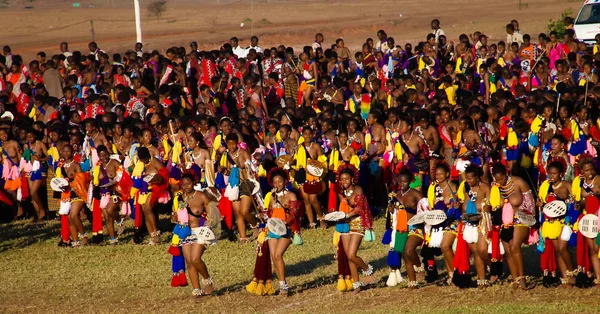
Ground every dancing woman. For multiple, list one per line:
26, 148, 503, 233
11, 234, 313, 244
246, 167, 301, 296
336, 164, 374, 292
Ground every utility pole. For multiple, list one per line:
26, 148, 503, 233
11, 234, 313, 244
134, 0, 142, 43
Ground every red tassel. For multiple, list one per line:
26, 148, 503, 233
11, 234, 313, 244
170, 274, 181, 287
92, 198, 102, 234
577, 230, 591, 271
178, 272, 188, 287
337, 237, 351, 277
540, 239, 556, 272
327, 182, 337, 213
134, 194, 142, 228
218, 189, 233, 229
168, 245, 181, 256
253, 242, 271, 281
61, 214, 70, 242
21, 174, 30, 200
490, 227, 502, 261
452, 222, 471, 273
586, 195, 599, 215
0, 190, 13, 206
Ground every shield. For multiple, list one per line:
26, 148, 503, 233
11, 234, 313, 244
543, 200, 567, 218
407, 213, 426, 225
195, 227, 216, 244
143, 173, 156, 183
306, 159, 326, 178
424, 210, 447, 226
516, 211, 537, 226
579, 214, 598, 239
267, 218, 287, 236
324, 211, 347, 222
50, 178, 69, 192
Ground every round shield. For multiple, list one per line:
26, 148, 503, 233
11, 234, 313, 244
50, 178, 69, 192
276, 155, 292, 169
516, 211, 537, 226
306, 159, 326, 178
267, 218, 287, 236
543, 200, 567, 218
424, 210, 447, 226
195, 227, 216, 242
143, 173, 156, 183
250, 179, 261, 195
579, 214, 598, 239
408, 213, 426, 226
324, 211, 347, 222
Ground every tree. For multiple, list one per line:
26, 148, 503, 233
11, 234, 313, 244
547, 8, 573, 39
148, 0, 167, 24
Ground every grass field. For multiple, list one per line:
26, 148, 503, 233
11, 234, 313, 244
1, 216, 600, 314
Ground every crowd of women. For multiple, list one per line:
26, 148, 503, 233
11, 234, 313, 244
2, 17, 600, 298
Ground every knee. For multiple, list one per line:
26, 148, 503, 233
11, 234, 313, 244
404, 246, 416, 258
440, 242, 453, 252
69, 210, 78, 220
272, 253, 283, 263
509, 243, 521, 254
191, 256, 201, 265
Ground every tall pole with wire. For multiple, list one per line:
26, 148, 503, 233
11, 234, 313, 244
134, 0, 143, 43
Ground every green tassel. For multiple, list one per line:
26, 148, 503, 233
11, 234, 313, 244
393, 231, 408, 253
596, 233, 600, 247
293, 233, 304, 246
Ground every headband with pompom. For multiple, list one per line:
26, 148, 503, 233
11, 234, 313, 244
267, 167, 289, 186
336, 164, 359, 183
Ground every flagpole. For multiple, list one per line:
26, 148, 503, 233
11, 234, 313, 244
134, 0, 143, 43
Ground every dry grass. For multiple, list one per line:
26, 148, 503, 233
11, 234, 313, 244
2, 216, 600, 314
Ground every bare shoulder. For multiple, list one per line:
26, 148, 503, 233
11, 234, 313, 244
354, 186, 364, 195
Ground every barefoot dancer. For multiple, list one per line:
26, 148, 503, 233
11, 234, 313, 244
60, 144, 88, 247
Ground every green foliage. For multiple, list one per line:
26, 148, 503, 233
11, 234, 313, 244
148, 0, 167, 23
547, 8, 573, 38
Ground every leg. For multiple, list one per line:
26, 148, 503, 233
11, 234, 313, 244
240, 196, 258, 238
440, 232, 456, 277
502, 240, 516, 282
341, 235, 359, 283
555, 237, 574, 283
308, 194, 325, 228
29, 179, 45, 221
104, 201, 119, 241
510, 226, 529, 287
300, 187, 315, 227
404, 235, 423, 282
587, 238, 600, 282
232, 200, 247, 240
68, 201, 86, 244
182, 245, 200, 289
190, 244, 213, 293
142, 200, 158, 242
476, 236, 491, 283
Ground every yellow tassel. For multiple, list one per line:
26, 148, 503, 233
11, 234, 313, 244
264, 192, 272, 209
211, 134, 222, 160
573, 219, 579, 232
298, 135, 305, 145
171, 234, 180, 245
295, 145, 307, 169
350, 155, 360, 170
111, 144, 118, 155
490, 186, 501, 208
246, 279, 257, 293
257, 231, 267, 244
317, 154, 328, 165
219, 152, 228, 168
490, 81, 497, 94
333, 231, 340, 247
138, 193, 149, 205
258, 164, 267, 177
162, 138, 171, 160
539, 180, 550, 202
265, 281, 276, 295
427, 183, 436, 208
573, 176, 582, 202
173, 191, 181, 212
360, 78, 366, 88
55, 166, 63, 179
345, 278, 353, 290
385, 132, 392, 152
131, 160, 144, 177
337, 276, 347, 292
531, 115, 543, 133
365, 132, 372, 152
29, 106, 37, 121
571, 120, 581, 138
507, 130, 518, 148
172, 141, 182, 164
255, 282, 266, 296
533, 148, 540, 167
520, 155, 532, 168
329, 149, 339, 171
455, 57, 463, 74
275, 131, 282, 142
542, 220, 562, 239
498, 57, 506, 68
394, 142, 402, 162
93, 163, 100, 186
349, 98, 356, 113
457, 181, 466, 202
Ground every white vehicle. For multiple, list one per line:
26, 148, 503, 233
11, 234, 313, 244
574, 0, 600, 46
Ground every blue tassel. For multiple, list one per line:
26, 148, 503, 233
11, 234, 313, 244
387, 250, 402, 268
506, 148, 519, 161
170, 166, 182, 181
133, 177, 144, 189
528, 133, 539, 147
229, 167, 240, 186
80, 159, 91, 172
30, 170, 43, 181
569, 136, 587, 156
178, 225, 191, 239
568, 232, 578, 247
381, 229, 392, 245
369, 160, 379, 175
172, 254, 185, 273
466, 200, 478, 215
335, 222, 350, 233
215, 172, 226, 189
173, 225, 181, 235
565, 203, 579, 225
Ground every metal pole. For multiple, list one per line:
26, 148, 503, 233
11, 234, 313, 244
134, 0, 143, 43
251, 0, 254, 36
90, 20, 95, 42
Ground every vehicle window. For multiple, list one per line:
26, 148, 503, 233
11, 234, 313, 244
577, 4, 600, 24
